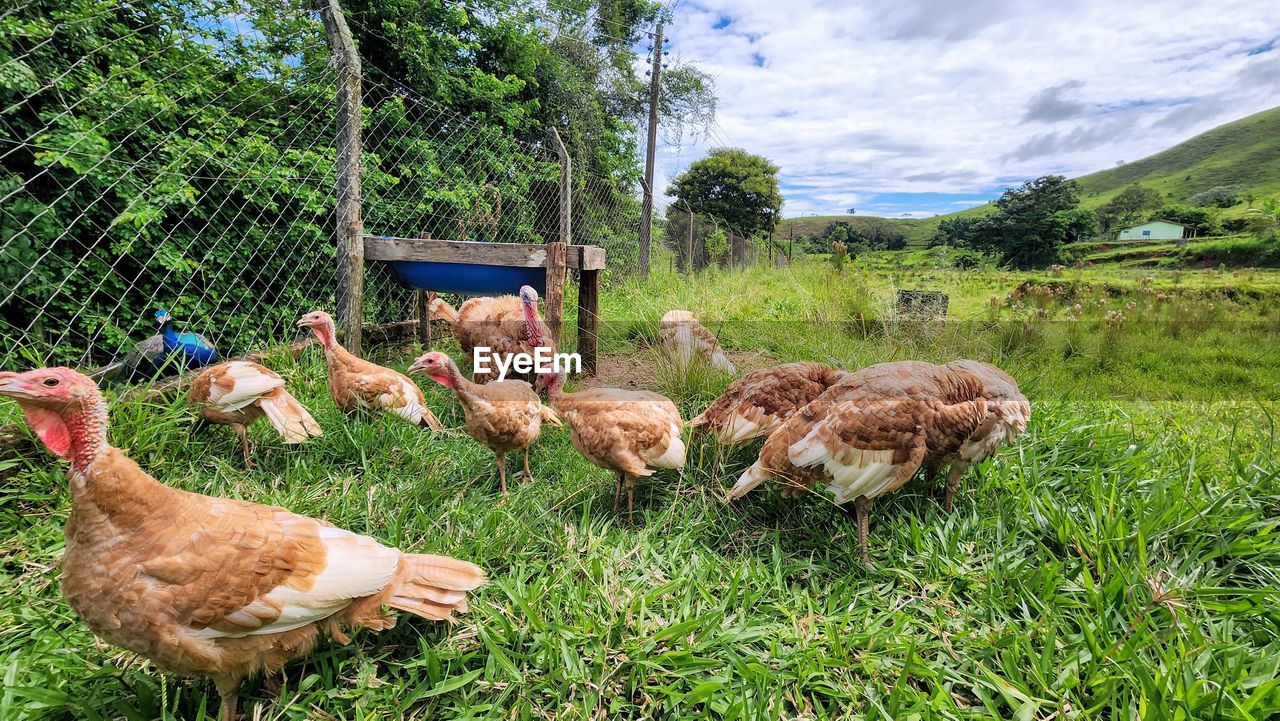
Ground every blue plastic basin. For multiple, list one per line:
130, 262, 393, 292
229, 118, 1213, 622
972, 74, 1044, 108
390, 261, 546, 295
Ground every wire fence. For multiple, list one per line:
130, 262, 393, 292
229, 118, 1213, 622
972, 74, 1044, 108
661, 202, 788, 272
0, 1, 643, 376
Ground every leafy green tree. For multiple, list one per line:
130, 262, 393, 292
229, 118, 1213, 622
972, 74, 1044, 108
1189, 185, 1239, 209
1153, 204, 1220, 236
668, 148, 784, 236
1095, 184, 1162, 232
969, 176, 1082, 268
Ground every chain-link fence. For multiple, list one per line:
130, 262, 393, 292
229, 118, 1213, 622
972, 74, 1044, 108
661, 201, 787, 272
0, 1, 642, 376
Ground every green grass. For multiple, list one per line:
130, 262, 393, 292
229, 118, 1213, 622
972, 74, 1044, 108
2, 260, 1280, 719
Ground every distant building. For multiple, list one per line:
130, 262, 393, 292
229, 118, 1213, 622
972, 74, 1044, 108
1116, 219, 1193, 241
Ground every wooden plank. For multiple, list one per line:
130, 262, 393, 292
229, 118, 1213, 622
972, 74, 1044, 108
363, 236, 605, 270
544, 241, 566, 347
576, 269, 599, 376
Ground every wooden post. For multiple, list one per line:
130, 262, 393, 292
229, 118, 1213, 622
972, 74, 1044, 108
545, 128, 570, 346
551, 128, 572, 246
544, 242, 566, 347
317, 0, 364, 356
414, 232, 432, 350
577, 269, 599, 376
415, 290, 431, 349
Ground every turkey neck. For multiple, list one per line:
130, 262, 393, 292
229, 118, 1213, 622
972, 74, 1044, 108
312, 320, 357, 368
439, 361, 484, 409
63, 399, 171, 529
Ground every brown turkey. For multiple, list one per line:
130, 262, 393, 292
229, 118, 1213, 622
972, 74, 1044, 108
688, 361, 847, 444
296, 310, 443, 430
726, 361, 991, 561
408, 351, 560, 494
188, 360, 322, 468
0, 367, 485, 721
427, 285, 554, 384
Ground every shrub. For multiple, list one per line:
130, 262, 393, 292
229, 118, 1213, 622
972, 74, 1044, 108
1189, 185, 1239, 208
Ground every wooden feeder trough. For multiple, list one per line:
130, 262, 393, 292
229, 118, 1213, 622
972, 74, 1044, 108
363, 235, 606, 374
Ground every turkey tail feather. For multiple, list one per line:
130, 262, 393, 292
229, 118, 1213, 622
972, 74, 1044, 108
726, 461, 772, 501
710, 350, 736, 374
386, 553, 487, 622
258, 389, 323, 443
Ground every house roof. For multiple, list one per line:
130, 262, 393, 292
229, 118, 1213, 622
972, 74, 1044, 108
1118, 219, 1191, 230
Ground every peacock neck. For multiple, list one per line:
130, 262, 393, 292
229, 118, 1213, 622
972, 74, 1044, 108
158, 321, 180, 349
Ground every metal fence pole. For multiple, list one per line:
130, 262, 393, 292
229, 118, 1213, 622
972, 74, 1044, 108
317, 0, 364, 355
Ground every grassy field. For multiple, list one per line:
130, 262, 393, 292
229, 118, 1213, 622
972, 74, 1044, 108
2, 259, 1279, 719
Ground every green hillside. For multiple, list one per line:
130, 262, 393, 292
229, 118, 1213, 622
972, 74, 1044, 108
772, 214, 920, 241
1075, 105, 1280, 207
780, 105, 1280, 247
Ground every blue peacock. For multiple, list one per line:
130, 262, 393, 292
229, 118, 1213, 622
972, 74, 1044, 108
153, 308, 219, 370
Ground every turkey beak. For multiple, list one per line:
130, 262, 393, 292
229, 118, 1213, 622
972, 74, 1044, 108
295, 317, 310, 328
0, 372, 34, 399
406, 357, 428, 374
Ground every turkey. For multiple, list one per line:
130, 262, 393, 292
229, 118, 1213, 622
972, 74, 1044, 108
926, 359, 1031, 510
427, 285, 553, 384
539, 371, 685, 515
689, 362, 847, 444
726, 361, 989, 562
0, 367, 485, 721
296, 310, 443, 429
188, 360, 323, 468
408, 351, 559, 494
658, 310, 735, 374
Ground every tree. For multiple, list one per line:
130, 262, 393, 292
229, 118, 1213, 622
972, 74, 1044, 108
969, 175, 1082, 268
1189, 185, 1239, 209
1153, 204, 1220, 236
1095, 184, 1162, 232
668, 148, 784, 236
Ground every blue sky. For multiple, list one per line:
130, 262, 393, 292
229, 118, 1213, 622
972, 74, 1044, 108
651, 0, 1280, 218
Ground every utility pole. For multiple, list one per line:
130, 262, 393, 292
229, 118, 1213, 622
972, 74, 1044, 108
638, 19, 664, 278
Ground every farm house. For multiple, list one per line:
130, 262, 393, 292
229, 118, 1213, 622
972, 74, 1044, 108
1116, 219, 1193, 241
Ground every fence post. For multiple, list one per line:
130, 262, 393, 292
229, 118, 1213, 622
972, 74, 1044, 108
544, 129, 570, 347
317, 0, 364, 355
415, 233, 432, 350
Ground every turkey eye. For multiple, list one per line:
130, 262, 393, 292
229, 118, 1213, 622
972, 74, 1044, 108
42, 378, 59, 387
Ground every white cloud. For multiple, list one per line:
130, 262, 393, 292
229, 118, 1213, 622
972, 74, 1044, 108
653, 0, 1280, 217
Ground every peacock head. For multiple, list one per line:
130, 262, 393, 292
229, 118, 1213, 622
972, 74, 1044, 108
154, 309, 172, 327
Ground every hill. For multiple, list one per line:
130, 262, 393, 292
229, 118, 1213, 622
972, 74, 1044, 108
772, 214, 920, 242
1074, 105, 1280, 207
778, 105, 1280, 246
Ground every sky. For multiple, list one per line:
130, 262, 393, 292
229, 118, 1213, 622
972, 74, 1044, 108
650, 0, 1280, 218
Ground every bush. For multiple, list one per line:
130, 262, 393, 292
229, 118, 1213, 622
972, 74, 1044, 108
1189, 185, 1239, 209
